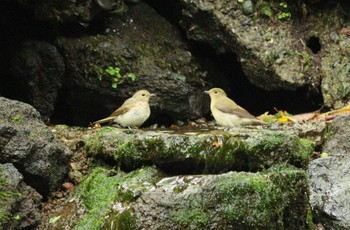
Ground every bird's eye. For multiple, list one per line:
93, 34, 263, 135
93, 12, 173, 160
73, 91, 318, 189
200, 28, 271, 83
142, 93, 145, 96
214, 91, 217, 94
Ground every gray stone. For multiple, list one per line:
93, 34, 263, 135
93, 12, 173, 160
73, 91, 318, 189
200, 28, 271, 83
0, 97, 72, 196
0, 163, 42, 230
308, 115, 350, 229
179, 0, 350, 108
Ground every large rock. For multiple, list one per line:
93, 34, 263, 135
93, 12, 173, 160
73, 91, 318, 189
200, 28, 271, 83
178, 0, 350, 108
7, 41, 65, 120
53, 2, 210, 125
132, 168, 310, 229
0, 97, 71, 196
0, 163, 42, 230
308, 115, 350, 229
43, 166, 312, 229
7, 0, 126, 24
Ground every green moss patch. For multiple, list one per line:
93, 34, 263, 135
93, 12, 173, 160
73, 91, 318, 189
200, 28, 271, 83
164, 168, 310, 229
71, 166, 161, 230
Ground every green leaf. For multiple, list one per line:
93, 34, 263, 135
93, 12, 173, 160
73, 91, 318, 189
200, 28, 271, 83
49, 215, 61, 224
279, 2, 288, 8
105, 68, 114, 75
112, 83, 118, 88
127, 73, 137, 81
261, 6, 272, 17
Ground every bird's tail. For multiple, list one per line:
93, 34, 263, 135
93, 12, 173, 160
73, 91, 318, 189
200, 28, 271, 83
93, 116, 115, 124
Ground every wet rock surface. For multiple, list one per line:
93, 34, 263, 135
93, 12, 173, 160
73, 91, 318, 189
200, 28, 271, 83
0, 97, 72, 196
308, 115, 350, 229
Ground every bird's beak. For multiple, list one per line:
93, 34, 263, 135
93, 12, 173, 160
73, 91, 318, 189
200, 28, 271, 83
204, 90, 209, 95
150, 93, 156, 97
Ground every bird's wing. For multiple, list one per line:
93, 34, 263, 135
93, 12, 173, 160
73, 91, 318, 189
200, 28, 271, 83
109, 97, 134, 117
215, 97, 257, 119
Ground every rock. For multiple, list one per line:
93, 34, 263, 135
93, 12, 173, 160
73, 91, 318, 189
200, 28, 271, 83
41, 167, 162, 230
53, 2, 209, 126
0, 163, 42, 230
84, 126, 314, 173
12, 0, 123, 23
8, 41, 65, 120
308, 115, 350, 229
178, 0, 350, 108
43, 166, 311, 229
0, 97, 72, 196
132, 168, 310, 229
179, 0, 321, 90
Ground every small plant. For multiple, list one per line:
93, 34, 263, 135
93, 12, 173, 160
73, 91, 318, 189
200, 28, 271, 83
105, 66, 137, 89
277, 2, 291, 20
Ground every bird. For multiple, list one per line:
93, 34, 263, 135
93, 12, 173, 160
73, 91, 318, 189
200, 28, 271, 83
94, 89, 155, 128
205, 88, 266, 127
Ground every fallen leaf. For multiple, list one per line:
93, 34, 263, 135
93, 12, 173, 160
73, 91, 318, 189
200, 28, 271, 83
62, 182, 75, 191
212, 141, 222, 148
340, 28, 350, 36
288, 110, 320, 122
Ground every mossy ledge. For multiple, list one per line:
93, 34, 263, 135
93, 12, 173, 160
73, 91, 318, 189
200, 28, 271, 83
46, 165, 311, 229
84, 127, 314, 173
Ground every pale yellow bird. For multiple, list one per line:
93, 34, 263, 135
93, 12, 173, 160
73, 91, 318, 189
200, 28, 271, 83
205, 88, 266, 127
94, 90, 155, 128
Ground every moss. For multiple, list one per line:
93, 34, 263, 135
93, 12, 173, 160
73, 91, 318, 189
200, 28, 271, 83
306, 206, 315, 230
73, 167, 122, 230
217, 173, 283, 229
84, 127, 117, 156
216, 168, 310, 229
72, 166, 161, 230
171, 207, 209, 228
85, 129, 314, 174
0, 166, 20, 225
11, 114, 21, 123
170, 195, 210, 228
246, 133, 314, 170
204, 136, 248, 173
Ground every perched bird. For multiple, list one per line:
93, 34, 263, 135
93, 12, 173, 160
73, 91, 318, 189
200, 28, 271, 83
205, 88, 266, 127
94, 89, 155, 128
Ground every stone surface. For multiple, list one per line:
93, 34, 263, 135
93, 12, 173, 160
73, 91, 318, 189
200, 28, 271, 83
132, 168, 310, 229
42, 166, 311, 229
178, 0, 350, 108
308, 115, 350, 229
84, 126, 314, 173
53, 2, 210, 126
0, 97, 72, 196
10, 0, 125, 23
0, 163, 42, 230
8, 41, 65, 120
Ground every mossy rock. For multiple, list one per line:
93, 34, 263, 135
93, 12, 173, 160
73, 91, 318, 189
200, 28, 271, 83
130, 167, 311, 229
46, 165, 312, 229
84, 127, 314, 173
46, 166, 162, 230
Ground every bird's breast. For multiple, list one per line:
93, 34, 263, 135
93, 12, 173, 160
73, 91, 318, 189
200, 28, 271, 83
115, 102, 151, 127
